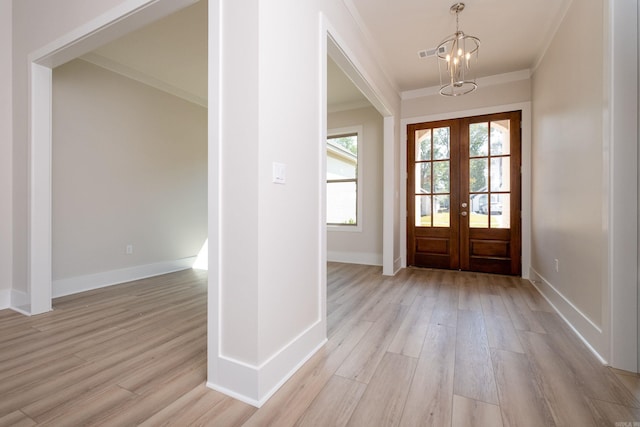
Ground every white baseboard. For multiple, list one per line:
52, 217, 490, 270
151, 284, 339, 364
207, 320, 326, 407
52, 257, 197, 298
528, 267, 607, 364
327, 250, 382, 266
393, 257, 403, 274
10, 289, 29, 314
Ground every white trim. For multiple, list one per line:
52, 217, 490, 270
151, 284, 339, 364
27, 0, 201, 315
52, 257, 197, 298
29, 63, 52, 315
400, 102, 532, 278
326, 31, 392, 117
80, 53, 207, 107
10, 289, 29, 314
339, 0, 400, 95
327, 99, 372, 114
28, 0, 199, 68
401, 69, 531, 101
327, 250, 382, 266
382, 116, 396, 275
531, 0, 575, 74
529, 267, 607, 365
206, 0, 223, 405
327, 125, 363, 232
607, 0, 638, 372
323, 19, 397, 278
393, 256, 402, 274
207, 320, 326, 407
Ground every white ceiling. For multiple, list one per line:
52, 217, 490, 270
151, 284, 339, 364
347, 0, 570, 91
81, 0, 570, 107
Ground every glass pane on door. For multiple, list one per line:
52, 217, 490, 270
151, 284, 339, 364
468, 119, 512, 230
415, 195, 432, 227
414, 127, 450, 228
490, 120, 511, 155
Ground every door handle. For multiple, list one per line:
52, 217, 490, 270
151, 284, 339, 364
461, 211, 468, 216
461, 202, 468, 208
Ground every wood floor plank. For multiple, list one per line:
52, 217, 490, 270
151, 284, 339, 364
347, 352, 416, 427
138, 384, 228, 427
588, 398, 640, 426
0, 411, 36, 427
430, 275, 459, 328
491, 348, 555, 427
535, 311, 640, 408
388, 295, 435, 358
37, 385, 136, 427
295, 376, 366, 427
192, 397, 256, 426
480, 293, 511, 319
519, 281, 554, 313
1, 264, 636, 426
399, 324, 456, 427
498, 286, 546, 334
518, 330, 598, 426
335, 303, 409, 384
19, 326, 205, 422
483, 313, 524, 354
454, 310, 499, 405
458, 273, 482, 311
614, 371, 640, 402
0, 355, 87, 396
89, 362, 206, 426
451, 394, 503, 427
242, 319, 373, 427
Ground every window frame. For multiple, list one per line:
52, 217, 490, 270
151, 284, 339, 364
326, 125, 363, 232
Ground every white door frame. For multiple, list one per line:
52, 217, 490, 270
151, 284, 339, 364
399, 102, 533, 279
25, 0, 200, 315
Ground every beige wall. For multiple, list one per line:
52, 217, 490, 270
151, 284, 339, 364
401, 78, 531, 120
531, 0, 605, 344
52, 59, 207, 280
0, 0, 12, 297
327, 106, 384, 264
11, 0, 133, 293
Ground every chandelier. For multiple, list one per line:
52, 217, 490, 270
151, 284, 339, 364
437, 3, 480, 96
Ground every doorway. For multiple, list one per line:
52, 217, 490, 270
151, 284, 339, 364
407, 111, 521, 275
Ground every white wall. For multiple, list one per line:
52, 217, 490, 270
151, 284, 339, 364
530, 0, 608, 357
52, 59, 207, 289
0, 0, 12, 307
209, 0, 401, 405
11, 0, 135, 294
402, 76, 531, 119
9, 0, 401, 406
327, 106, 384, 265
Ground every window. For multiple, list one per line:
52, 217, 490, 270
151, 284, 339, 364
327, 127, 362, 229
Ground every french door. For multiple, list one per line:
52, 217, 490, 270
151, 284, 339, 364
407, 111, 521, 275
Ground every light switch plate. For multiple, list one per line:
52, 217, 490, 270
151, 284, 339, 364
272, 162, 286, 184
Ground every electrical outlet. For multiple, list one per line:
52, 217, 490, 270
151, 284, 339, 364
126, 244, 134, 255
554, 258, 559, 273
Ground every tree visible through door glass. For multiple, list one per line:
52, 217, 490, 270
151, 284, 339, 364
469, 120, 511, 229
414, 127, 450, 227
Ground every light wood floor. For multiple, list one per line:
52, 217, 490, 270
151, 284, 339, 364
1, 264, 640, 426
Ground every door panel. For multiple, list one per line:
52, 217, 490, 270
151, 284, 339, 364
407, 119, 460, 270
407, 111, 521, 275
